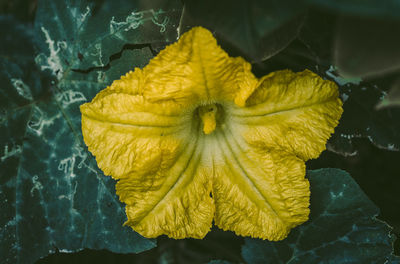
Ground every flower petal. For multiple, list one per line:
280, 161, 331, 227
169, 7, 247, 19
121, 130, 215, 239
80, 70, 214, 238
212, 69, 342, 240
230, 69, 343, 160
80, 71, 188, 179
141, 27, 258, 105
211, 127, 309, 240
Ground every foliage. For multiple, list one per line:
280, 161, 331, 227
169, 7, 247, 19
0, 0, 399, 263
242, 169, 399, 264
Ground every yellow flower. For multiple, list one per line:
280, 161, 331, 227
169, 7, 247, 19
80, 27, 343, 240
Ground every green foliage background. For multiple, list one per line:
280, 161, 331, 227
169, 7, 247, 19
1, 0, 400, 263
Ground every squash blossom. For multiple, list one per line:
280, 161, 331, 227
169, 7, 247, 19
80, 27, 343, 240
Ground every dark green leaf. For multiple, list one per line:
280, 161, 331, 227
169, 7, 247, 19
308, 0, 400, 19
334, 16, 400, 78
181, 0, 307, 62
0, 16, 51, 263
0, 3, 172, 261
242, 169, 399, 264
208, 260, 231, 264
376, 79, 400, 109
324, 67, 400, 154
34, 0, 182, 70
297, 10, 336, 66
0, 0, 36, 22
158, 229, 243, 263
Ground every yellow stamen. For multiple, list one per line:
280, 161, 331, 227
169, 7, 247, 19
198, 104, 218, 134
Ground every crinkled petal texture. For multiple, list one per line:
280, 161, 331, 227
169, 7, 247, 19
80, 27, 343, 240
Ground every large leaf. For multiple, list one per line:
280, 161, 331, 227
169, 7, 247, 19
242, 168, 400, 264
333, 16, 400, 78
0, 2, 184, 261
181, 0, 307, 62
0, 16, 50, 264
296, 10, 336, 67
308, 0, 400, 19
34, 0, 182, 71
376, 79, 400, 109
324, 67, 400, 154
0, 0, 36, 22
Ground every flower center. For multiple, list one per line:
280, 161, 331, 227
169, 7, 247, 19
198, 104, 219, 135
